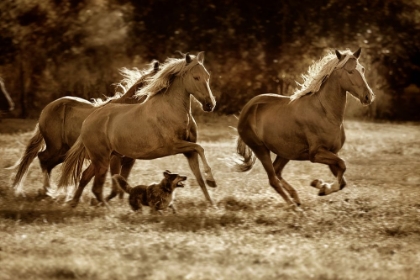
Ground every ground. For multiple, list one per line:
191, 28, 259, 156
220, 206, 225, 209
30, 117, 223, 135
0, 116, 419, 280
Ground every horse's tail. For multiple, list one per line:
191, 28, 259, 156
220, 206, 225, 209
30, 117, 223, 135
10, 123, 45, 193
235, 136, 257, 172
58, 137, 86, 189
112, 174, 133, 194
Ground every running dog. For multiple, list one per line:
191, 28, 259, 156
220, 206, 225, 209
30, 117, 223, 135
112, 170, 187, 214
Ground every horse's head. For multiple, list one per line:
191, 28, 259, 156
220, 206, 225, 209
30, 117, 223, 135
183, 52, 216, 112
335, 48, 375, 105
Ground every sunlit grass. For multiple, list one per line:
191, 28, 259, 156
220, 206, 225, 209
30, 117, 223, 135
1, 117, 420, 279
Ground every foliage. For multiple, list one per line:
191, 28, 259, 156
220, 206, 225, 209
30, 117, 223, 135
0, 0, 419, 119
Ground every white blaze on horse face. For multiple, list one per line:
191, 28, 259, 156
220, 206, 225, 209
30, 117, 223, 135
343, 58, 374, 105
187, 63, 216, 112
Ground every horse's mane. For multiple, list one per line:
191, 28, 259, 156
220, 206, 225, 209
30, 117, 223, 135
135, 55, 200, 98
92, 62, 154, 106
290, 49, 355, 101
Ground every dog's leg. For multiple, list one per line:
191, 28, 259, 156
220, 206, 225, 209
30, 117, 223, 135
169, 204, 177, 214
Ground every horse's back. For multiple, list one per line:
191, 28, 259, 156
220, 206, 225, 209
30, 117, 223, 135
39, 96, 95, 147
238, 93, 290, 130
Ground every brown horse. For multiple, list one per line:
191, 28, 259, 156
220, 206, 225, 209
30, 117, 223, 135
11, 61, 159, 196
58, 52, 217, 207
235, 48, 375, 206
0, 77, 14, 112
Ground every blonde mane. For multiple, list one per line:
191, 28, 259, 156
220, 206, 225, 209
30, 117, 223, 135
92, 63, 155, 106
290, 49, 355, 101
135, 55, 201, 98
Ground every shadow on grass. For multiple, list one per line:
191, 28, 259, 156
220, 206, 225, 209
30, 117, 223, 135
118, 211, 245, 232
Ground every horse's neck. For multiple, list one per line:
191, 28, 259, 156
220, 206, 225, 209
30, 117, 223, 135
148, 78, 191, 114
317, 72, 347, 124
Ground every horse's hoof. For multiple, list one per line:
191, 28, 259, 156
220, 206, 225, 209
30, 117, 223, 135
69, 202, 78, 208
206, 180, 217, 188
310, 179, 323, 189
318, 191, 326, 196
90, 198, 99, 206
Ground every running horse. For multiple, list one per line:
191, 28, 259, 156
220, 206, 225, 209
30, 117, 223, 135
11, 61, 159, 196
58, 52, 217, 207
235, 48, 374, 207
0, 77, 15, 112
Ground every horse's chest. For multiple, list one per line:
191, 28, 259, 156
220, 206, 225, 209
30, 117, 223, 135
316, 129, 345, 152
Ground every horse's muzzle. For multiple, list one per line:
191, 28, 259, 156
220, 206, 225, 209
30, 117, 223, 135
203, 102, 215, 112
362, 91, 375, 105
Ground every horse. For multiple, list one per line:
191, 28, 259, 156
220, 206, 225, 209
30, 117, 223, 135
58, 52, 217, 208
11, 61, 159, 196
234, 48, 375, 207
0, 77, 15, 112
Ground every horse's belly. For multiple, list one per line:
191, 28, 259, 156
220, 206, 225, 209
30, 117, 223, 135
266, 140, 310, 160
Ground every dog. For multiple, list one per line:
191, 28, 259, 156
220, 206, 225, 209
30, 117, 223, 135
112, 170, 187, 214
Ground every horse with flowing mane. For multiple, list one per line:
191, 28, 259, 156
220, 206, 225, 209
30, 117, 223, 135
0, 77, 14, 112
58, 52, 217, 208
11, 61, 159, 196
235, 48, 375, 207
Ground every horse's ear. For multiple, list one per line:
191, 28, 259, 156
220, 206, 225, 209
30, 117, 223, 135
185, 53, 191, 64
153, 60, 159, 72
353, 48, 362, 59
335, 50, 343, 60
197, 51, 205, 63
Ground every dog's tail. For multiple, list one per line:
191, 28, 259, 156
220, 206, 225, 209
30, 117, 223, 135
112, 174, 133, 194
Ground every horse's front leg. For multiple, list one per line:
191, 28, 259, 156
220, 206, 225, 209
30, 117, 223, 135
173, 141, 216, 188
184, 151, 214, 205
309, 147, 346, 196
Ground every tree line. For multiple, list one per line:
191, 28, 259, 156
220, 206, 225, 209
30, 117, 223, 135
0, 0, 419, 119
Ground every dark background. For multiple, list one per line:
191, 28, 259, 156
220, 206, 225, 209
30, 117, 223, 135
1, 0, 419, 119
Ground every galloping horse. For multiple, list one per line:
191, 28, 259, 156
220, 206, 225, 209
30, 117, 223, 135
235, 48, 374, 207
58, 52, 217, 207
11, 61, 159, 196
0, 77, 14, 112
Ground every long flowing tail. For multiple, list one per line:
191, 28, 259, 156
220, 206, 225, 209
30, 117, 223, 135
10, 123, 45, 193
58, 137, 87, 189
235, 136, 257, 172
112, 174, 133, 194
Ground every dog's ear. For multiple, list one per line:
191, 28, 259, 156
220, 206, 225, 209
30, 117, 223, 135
163, 170, 171, 178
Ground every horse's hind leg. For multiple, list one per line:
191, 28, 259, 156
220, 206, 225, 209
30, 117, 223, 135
107, 155, 122, 201
91, 165, 109, 207
70, 163, 95, 207
107, 156, 135, 201
273, 156, 301, 206
119, 157, 135, 197
250, 145, 295, 206
38, 148, 66, 195
184, 151, 213, 205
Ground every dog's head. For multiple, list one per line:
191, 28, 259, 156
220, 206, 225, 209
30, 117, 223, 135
163, 170, 187, 192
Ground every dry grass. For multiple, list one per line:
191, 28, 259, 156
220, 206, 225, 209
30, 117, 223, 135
1, 116, 420, 280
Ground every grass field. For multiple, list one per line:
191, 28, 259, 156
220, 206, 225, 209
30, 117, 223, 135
0, 116, 420, 280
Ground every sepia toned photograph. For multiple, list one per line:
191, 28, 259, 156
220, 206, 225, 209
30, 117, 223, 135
1, 0, 419, 279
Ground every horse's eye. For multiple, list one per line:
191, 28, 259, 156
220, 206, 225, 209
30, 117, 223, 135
194, 76, 200, 81
348, 70, 354, 74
